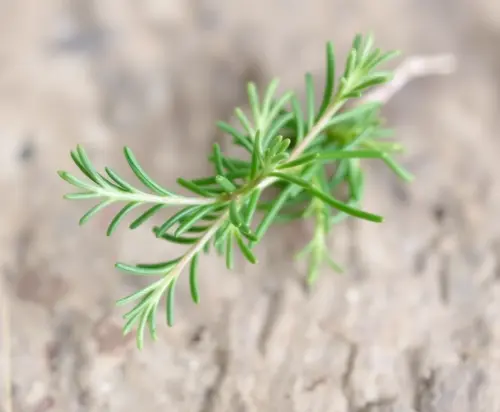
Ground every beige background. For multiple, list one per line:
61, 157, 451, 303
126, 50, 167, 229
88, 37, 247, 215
1, 0, 500, 411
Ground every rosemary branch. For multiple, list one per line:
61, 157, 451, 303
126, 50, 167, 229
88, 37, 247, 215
58, 33, 428, 348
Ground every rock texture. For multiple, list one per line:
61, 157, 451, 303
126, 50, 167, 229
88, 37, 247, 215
1, 0, 500, 411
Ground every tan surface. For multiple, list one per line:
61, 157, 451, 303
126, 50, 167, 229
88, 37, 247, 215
1, 1, 500, 411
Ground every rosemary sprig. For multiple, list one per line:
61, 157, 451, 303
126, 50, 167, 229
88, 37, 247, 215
58, 34, 412, 349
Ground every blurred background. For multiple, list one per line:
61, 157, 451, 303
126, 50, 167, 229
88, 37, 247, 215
1, 1, 500, 411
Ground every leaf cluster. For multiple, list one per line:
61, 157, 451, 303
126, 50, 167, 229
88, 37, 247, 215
58, 34, 412, 348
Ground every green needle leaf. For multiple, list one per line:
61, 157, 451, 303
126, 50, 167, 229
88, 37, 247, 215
221, 157, 241, 173
247, 82, 261, 124
122, 313, 139, 336
326, 102, 381, 127
363, 141, 414, 182
263, 113, 295, 147
166, 277, 177, 327
116, 280, 163, 306
216, 121, 253, 152
267, 135, 283, 153
189, 254, 200, 304
347, 161, 365, 202
277, 153, 319, 170
235, 108, 255, 136
155, 205, 201, 237
104, 167, 135, 192
191, 171, 248, 186
64, 192, 102, 200
122, 294, 156, 321
305, 73, 315, 130
270, 153, 289, 165
352, 34, 363, 54
70, 149, 94, 182
380, 154, 414, 182
79, 200, 113, 225
136, 309, 150, 350
214, 221, 231, 255
107, 202, 141, 236
235, 233, 257, 264
70, 149, 114, 189
344, 49, 357, 79
318, 149, 383, 160
229, 201, 244, 228
154, 230, 200, 245
130, 204, 166, 229
277, 138, 291, 154
250, 131, 263, 180
177, 178, 214, 197
291, 96, 305, 142
213, 143, 225, 176
326, 254, 344, 274
266, 91, 293, 125
360, 34, 374, 62
58, 171, 96, 192
352, 72, 393, 92
270, 172, 383, 223
183, 224, 211, 234
317, 41, 336, 119
219, 157, 251, 171
244, 189, 261, 226
175, 204, 221, 237
124, 147, 173, 196
253, 184, 295, 243
76, 145, 108, 188
262, 78, 279, 116
215, 175, 237, 193
116, 259, 180, 275
226, 230, 234, 269
239, 225, 258, 242
366, 50, 401, 69
147, 305, 158, 340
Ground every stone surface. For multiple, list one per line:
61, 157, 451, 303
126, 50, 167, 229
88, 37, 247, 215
1, 0, 500, 411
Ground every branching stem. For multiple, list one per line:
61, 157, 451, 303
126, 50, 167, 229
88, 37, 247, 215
169, 213, 228, 280
81, 189, 215, 206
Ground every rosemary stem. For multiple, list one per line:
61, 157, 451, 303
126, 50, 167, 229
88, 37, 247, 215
92, 189, 216, 206
147, 213, 228, 309
289, 100, 345, 161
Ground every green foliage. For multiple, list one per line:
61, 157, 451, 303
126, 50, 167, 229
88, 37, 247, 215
58, 34, 412, 349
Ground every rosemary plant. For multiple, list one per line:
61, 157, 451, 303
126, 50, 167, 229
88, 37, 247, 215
58, 34, 412, 349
